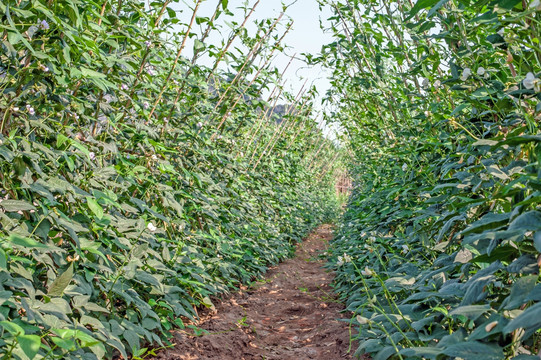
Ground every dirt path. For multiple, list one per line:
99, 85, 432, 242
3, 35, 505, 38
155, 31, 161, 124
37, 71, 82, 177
154, 224, 355, 360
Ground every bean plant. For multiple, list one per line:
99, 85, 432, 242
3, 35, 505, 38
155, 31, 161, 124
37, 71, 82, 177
0, 0, 344, 359
318, 0, 541, 359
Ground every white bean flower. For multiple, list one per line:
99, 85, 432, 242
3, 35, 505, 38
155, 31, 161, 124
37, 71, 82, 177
356, 315, 371, 325
196, 122, 203, 128
477, 67, 486, 76
26, 104, 35, 116
460, 67, 472, 81
402, 163, 408, 172
147, 222, 157, 232
151, 154, 158, 160
361, 267, 374, 277
143, 101, 149, 109
433, 80, 441, 89
523, 72, 540, 91
89, 152, 96, 161
121, 83, 129, 90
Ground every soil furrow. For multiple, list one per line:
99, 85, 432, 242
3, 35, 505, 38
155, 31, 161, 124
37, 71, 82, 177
154, 224, 355, 360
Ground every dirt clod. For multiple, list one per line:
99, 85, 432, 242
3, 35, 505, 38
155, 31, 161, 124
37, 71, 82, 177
153, 225, 355, 360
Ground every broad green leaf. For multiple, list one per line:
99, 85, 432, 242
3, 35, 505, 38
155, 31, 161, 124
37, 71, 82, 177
16, 335, 41, 360
503, 276, 537, 310
409, 0, 440, 17
503, 303, 541, 333
8, 234, 49, 249
426, 0, 450, 17
0, 321, 25, 336
534, 231, 541, 252
461, 213, 510, 236
51, 336, 76, 351
86, 197, 104, 219
508, 211, 541, 232
80, 67, 106, 79
400, 347, 442, 359
450, 305, 491, 321
442, 341, 504, 360
0, 248, 6, 269
0, 199, 36, 211
48, 264, 74, 297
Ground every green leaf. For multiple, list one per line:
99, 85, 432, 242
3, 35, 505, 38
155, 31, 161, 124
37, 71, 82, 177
426, 0, 450, 17
408, 0, 440, 18
86, 197, 104, 219
0, 321, 25, 336
534, 231, 541, 252
442, 341, 504, 360
0, 199, 36, 211
48, 264, 74, 297
8, 234, 49, 249
0, 248, 6, 269
450, 305, 491, 321
51, 336, 76, 351
57, 134, 70, 148
461, 213, 510, 236
503, 303, 541, 334
497, 135, 541, 146
80, 67, 106, 79
503, 276, 537, 310
508, 211, 541, 232
17, 335, 41, 360
495, 0, 522, 10
194, 39, 206, 51
400, 347, 442, 359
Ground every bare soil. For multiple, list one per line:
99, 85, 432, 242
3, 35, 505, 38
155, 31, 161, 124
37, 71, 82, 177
153, 224, 357, 360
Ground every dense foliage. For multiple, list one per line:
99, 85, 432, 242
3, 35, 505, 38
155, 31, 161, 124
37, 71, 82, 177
0, 1, 342, 359
319, 0, 541, 359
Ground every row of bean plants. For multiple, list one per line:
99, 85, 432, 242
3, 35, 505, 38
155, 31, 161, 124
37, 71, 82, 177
318, 0, 541, 359
0, 0, 343, 359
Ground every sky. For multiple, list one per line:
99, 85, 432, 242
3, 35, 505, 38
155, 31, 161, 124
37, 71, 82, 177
168, 0, 335, 113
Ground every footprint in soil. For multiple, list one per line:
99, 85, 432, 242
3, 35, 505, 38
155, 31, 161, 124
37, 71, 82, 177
152, 225, 357, 360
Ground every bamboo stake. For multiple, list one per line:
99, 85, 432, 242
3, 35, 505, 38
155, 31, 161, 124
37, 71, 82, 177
98, 1, 108, 26
240, 53, 296, 155
175, 0, 224, 99
251, 81, 308, 170
286, 111, 321, 150
148, 0, 202, 120
246, 81, 288, 162
249, 79, 307, 162
265, 96, 312, 156
211, 22, 293, 137
207, 0, 261, 81
317, 152, 341, 182
213, 12, 285, 111
167, 0, 260, 120
154, 0, 172, 27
